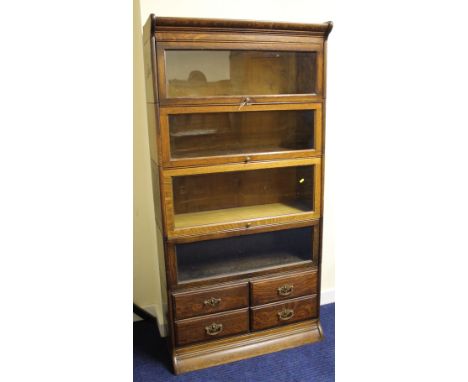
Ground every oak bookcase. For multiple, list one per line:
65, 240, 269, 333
142, 15, 332, 374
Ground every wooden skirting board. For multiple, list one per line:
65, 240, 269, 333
173, 319, 323, 374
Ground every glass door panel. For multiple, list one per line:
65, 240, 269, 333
172, 165, 316, 230
170, 110, 314, 158
164, 50, 317, 98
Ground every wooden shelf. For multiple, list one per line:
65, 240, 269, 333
178, 250, 312, 282
174, 202, 311, 229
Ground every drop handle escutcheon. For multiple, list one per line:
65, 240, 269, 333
245, 222, 252, 228
277, 308, 294, 321
277, 284, 294, 297
205, 322, 223, 336
204, 297, 221, 307
244, 156, 251, 163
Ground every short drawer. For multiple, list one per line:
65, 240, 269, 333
250, 295, 318, 331
172, 282, 249, 320
175, 308, 249, 346
250, 268, 318, 305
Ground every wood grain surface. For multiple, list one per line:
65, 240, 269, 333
250, 268, 318, 305
250, 295, 318, 331
175, 308, 249, 346
173, 282, 249, 320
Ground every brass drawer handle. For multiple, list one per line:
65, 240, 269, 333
204, 297, 221, 307
277, 284, 294, 296
205, 322, 223, 336
277, 308, 294, 321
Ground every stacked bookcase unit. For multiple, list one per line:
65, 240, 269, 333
143, 15, 332, 374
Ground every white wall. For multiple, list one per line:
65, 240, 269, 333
133, 0, 337, 331
133, 0, 167, 332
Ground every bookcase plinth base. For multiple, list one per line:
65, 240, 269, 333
173, 319, 323, 375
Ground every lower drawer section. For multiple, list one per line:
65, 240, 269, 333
175, 308, 249, 346
250, 295, 318, 331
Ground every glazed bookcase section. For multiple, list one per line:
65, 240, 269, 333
175, 226, 316, 283
161, 158, 322, 238
159, 103, 322, 167
155, 41, 324, 105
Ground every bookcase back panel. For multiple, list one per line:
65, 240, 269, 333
175, 226, 314, 282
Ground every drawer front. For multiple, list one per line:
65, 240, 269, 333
250, 295, 318, 331
175, 308, 249, 346
173, 283, 249, 320
250, 269, 318, 305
